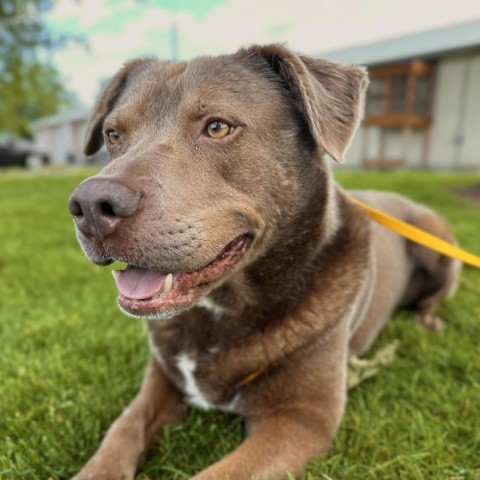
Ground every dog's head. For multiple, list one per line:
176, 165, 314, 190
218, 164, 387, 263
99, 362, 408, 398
69, 44, 368, 319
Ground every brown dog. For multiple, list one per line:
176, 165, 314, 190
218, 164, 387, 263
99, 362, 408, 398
69, 44, 460, 479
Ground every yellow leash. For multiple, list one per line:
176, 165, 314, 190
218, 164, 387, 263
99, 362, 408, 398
236, 369, 264, 387
349, 196, 480, 269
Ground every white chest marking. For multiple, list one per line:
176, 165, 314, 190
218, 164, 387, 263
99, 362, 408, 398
197, 297, 225, 320
176, 354, 212, 410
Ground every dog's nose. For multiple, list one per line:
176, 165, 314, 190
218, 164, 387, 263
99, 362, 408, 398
69, 178, 141, 240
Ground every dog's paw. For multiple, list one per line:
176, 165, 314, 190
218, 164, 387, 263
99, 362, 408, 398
415, 312, 445, 332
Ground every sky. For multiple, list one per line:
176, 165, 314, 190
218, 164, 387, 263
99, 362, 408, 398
45, 0, 480, 108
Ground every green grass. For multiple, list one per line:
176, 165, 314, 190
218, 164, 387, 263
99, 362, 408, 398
0, 168, 479, 480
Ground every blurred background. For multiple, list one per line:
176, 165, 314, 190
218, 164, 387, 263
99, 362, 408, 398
0, 0, 479, 171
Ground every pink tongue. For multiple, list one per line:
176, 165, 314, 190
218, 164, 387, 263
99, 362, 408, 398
112, 266, 168, 300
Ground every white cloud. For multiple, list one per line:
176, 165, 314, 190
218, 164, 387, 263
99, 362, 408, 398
46, 0, 113, 29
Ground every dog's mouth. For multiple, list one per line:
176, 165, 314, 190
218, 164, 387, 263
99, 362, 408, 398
112, 234, 252, 318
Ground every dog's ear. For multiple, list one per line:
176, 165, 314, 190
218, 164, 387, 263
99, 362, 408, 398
243, 44, 368, 163
84, 58, 156, 156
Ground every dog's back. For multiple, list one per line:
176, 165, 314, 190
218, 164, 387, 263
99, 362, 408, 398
348, 190, 460, 354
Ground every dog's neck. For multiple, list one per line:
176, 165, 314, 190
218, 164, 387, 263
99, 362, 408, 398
183, 164, 370, 388
206, 160, 347, 319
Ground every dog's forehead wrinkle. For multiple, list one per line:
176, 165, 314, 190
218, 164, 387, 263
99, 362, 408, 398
135, 59, 187, 88
162, 60, 188, 79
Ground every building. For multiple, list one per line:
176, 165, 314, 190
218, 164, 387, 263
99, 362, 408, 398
32, 110, 104, 166
322, 19, 480, 170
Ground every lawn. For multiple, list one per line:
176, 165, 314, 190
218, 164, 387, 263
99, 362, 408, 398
0, 168, 479, 480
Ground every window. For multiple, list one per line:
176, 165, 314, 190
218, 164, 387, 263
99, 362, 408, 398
361, 60, 435, 168
364, 60, 434, 126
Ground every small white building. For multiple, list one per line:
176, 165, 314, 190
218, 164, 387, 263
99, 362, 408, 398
322, 19, 480, 170
32, 110, 95, 165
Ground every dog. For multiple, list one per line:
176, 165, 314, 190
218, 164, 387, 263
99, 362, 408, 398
68, 44, 460, 479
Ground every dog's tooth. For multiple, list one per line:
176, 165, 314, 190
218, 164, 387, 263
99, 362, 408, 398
164, 273, 173, 293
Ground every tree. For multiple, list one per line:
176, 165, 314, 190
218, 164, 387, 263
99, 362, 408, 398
0, 0, 72, 138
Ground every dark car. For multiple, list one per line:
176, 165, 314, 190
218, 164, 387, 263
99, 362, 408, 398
0, 143, 49, 168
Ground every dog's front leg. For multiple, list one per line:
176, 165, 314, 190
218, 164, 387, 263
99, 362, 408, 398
192, 333, 348, 480
191, 408, 339, 480
71, 358, 186, 480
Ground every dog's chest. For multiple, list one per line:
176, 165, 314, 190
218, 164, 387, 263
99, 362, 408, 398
147, 315, 240, 412
174, 353, 213, 409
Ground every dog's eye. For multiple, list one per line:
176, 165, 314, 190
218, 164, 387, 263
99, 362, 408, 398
106, 130, 121, 145
206, 121, 232, 139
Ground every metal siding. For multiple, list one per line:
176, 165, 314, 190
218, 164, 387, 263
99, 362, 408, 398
462, 54, 480, 168
429, 56, 463, 168
430, 53, 480, 169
